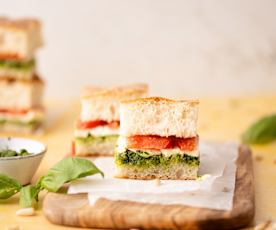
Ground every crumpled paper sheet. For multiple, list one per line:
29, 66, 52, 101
68, 141, 238, 211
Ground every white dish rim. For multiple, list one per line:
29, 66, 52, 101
0, 137, 47, 161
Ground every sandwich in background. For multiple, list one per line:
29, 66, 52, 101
0, 17, 45, 133
73, 83, 148, 156
115, 97, 199, 180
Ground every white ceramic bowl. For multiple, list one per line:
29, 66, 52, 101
0, 137, 46, 185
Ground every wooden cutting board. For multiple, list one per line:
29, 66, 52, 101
43, 145, 254, 230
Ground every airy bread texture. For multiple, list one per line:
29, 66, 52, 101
120, 97, 199, 138
75, 138, 118, 156
0, 77, 44, 109
0, 120, 42, 134
0, 67, 34, 80
80, 83, 148, 122
0, 17, 43, 60
115, 164, 198, 180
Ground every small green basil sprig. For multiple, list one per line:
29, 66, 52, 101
0, 157, 104, 208
242, 114, 276, 144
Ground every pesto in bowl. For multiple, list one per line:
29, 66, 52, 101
0, 149, 31, 158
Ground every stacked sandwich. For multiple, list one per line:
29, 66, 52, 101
0, 17, 44, 133
115, 97, 199, 180
73, 84, 148, 156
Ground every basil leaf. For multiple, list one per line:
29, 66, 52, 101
19, 185, 39, 208
0, 173, 22, 199
35, 175, 45, 191
137, 151, 151, 158
242, 114, 276, 144
40, 157, 104, 192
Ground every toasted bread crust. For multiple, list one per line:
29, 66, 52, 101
81, 83, 148, 99
0, 17, 43, 60
80, 83, 148, 122
0, 17, 41, 31
122, 97, 199, 106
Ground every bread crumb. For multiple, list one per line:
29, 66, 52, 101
255, 154, 263, 161
273, 158, 276, 165
16, 207, 35, 216
155, 178, 161, 186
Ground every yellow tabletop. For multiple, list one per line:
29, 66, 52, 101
0, 96, 276, 229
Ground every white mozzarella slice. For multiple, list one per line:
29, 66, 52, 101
0, 109, 44, 122
75, 126, 119, 137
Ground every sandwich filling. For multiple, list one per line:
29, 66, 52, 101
75, 120, 119, 138
0, 59, 35, 70
74, 119, 120, 155
0, 108, 44, 128
0, 59, 35, 80
115, 135, 199, 170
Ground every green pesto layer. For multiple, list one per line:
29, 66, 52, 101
0, 59, 35, 71
0, 119, 41, 128
115, 149, 200, 170
75, 134, 119, 144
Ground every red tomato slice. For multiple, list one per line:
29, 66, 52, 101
107, 121, 120, 129
77, 120, 108, 129
0, 108, 29, 115
126, 135, 173, 150
126, 135, 198, 151
77, 120, 120, 130
71, 141, 75, 156
176, 136, 198, 151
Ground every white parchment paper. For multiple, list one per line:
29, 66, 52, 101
68, 141, 238, 211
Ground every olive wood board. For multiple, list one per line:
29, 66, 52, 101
43, 145, 254, 230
